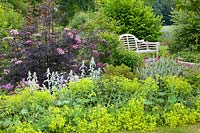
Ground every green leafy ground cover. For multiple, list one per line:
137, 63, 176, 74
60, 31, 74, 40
1, 73, 200, 132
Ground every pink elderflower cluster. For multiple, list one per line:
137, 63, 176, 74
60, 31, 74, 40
25, 40, 32, 45
75, 36, 81, 44
56, 48, 65, 55
9, 29, 19, 36
97, 62, 106, 68
67, 32, 74, 39
92, 50, 99, 57
11, 58, 23, 64
72, 44, 80, 49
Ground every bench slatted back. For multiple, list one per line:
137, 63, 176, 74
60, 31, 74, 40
119, 34, 138, 51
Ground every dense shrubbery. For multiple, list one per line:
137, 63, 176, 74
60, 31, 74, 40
103, 64, 135, 79
169, 0, 200, 52
0, 1, 120, 87
69, 11, 118, 33
113, 49, 143, 72
0, 3, 24, 38
102, 0, 162, 41
0, 74, 200, 132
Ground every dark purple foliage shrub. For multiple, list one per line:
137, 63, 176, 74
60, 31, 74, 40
0, 1, 119, 88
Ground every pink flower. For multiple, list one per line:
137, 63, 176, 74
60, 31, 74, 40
9, 29, 19, 36
72, 44, 79, 49
67, 32, 74, 39
25, 40, 32, 45
92, 50, 99, 57
56, 48, 65, 55
15, 60, 22, 64
75, 36, 81, 44
97, 62, 104, 68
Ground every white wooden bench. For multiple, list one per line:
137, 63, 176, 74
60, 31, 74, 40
119, 34, 160, 57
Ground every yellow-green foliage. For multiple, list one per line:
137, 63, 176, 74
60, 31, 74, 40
116, 98, 156, 131
196, 96, 200, 111
103, 64, 135, 79
1, 75, 200, 132
142, 77, 159, 93
102, 76, 140, 92
68, 78, 94, 93
48, 107, 66, 132
87, 105, 119, 132
10, 122, 41, 133
0, 3, 24, 38
164, 103, 200, 128
5, 89, 54, 111
163, 76, 192, 94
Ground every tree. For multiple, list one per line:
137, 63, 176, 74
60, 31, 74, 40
143, 0, 175, 25
169, 0, 200, 52
55, 0, 95, 25
102, 0, 162, 41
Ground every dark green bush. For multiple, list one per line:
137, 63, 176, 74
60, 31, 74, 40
103, 64, 135, 79
113, 49, 143, 72
68, 11, 96, 29
172, 51, 200, 63
68, 8, 119, 33
170, 0, 200, 52
102, 0, 162, 41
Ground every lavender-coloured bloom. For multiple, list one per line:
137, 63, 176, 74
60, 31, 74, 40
2, 83, 13, 90
92, 50, 99, 57
88, 43, 96, 49
25, 40, 32, 45
56, 48, 65, 55
9, 29, 19, 36
20, 78, 28, 87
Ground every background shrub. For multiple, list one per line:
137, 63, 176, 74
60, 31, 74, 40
102, 0, 162, 41
113, 49, 143, 72
170, 0, 200, 52
103, 64, 135, 79
68, 11, 96, 29
0, 3, 24, 38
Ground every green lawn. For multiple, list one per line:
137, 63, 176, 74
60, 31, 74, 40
155, 124, 200, 133
123, 123, 200, 133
